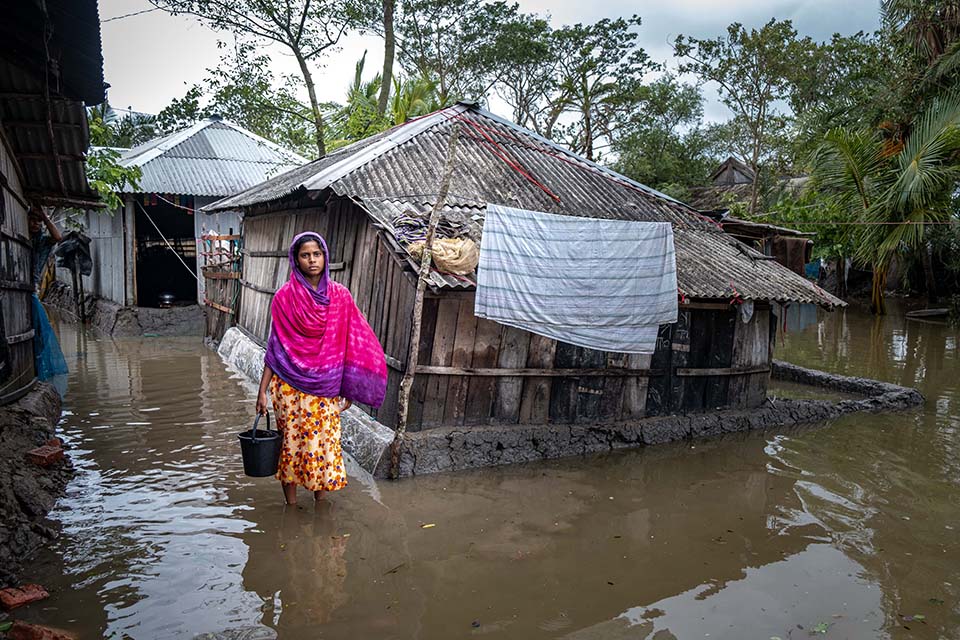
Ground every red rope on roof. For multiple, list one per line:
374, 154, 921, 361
447, 112, 724, 230
448, 113, 561, 203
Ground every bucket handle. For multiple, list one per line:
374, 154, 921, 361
251, 412, 271, 441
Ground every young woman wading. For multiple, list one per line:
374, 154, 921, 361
256, 232, 387, 505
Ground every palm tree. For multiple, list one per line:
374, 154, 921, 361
326, 53, 449, 151
812, 91, 960, 314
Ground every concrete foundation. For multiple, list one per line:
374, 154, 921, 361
215, 327, 924, 480
45, 282, 205, 337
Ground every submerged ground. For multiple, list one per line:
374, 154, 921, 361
13, 303, 960, 639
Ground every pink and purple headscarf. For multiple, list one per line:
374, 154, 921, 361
265, 232, 387, 407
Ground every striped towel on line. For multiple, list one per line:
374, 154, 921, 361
475, 204, 678, 354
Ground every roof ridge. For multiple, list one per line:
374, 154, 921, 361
122, 118, 308, 169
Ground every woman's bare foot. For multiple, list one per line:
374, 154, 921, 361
314, 490, 326, 502
282, 482, 297, 505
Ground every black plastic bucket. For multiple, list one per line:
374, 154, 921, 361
237, 413, 282, 477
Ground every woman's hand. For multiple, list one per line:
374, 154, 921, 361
338, 397, 352, 413
256, 391, 269, 415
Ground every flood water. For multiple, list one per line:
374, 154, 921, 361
16, 303, 960, 639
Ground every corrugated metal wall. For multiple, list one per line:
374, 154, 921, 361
55, 205, 126, 305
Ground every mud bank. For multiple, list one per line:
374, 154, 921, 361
0, 383, 65, 587
44, 282, 204, 337
382, 361, 924, 478
218, 326, 925, 479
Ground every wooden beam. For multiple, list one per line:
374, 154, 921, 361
5, 329, 35, 345
415, 366, 662, 377
18, 152, 86, 161
0, 279, 35, 292
0, 92, 73, 102
675, 365, 770, 377
2, 121, 84, 129
201, 234, 241, 241
204, 299, 234, 315
202, 271, 241, 280
239, 279, 276, 295
28, 194, 106, 209
385, 354, 405, 371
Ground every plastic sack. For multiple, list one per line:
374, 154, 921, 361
406, 237, 479, 275
32, 294, 68, 381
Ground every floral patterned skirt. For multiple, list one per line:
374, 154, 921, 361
269, 375, 347, 492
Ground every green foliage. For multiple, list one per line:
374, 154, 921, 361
675, 19, 802, 213
395, 0, 548, 104
324, 53, 450, 150
611, 74, 719, 193
157, 40, 316, 158
86, 108, 142, 212
150, 0, 368, 156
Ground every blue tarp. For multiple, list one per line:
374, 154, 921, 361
32, 294, 68, 380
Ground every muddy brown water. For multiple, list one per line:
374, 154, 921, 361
13, 304, 960, 639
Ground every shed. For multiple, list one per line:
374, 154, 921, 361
206, 103, 844, 431
0, 0, 106, 402
62, 117, 305, 311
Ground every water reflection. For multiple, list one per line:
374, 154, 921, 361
14, 304, 960, 638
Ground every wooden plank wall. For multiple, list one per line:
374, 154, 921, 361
728, 306, 773, 408
238, 198, 414, 424
407, 291, 671, 431
238, 199, 776, 429
0, 134, 37, 403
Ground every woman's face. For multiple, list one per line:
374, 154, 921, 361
296, 240, 325, 278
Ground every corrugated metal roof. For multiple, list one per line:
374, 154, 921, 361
0, 56, 99, 206
205, 103, 844, 308
119, 119, 307, 197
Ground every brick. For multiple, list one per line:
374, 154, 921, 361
25, 445, 64, 467
7, 621, 76, 640
45, 437, 64, 448
0, 584, 50, 610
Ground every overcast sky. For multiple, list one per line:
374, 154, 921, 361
99, 0, 881, 124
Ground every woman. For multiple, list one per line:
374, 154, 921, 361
256, 232, 387, 505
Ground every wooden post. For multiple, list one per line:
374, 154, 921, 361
390, 125, 461, 479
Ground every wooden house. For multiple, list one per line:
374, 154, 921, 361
206, 104, 844, 431
0, 0, 106, 403
61, 117, 305, 310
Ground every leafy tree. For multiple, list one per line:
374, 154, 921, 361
611, 74, 716, 196
325, 53, 448, 149
675, 19, 802, 215
395, 0, 547, 104
549, 16, 654, 161
149, 0, 367, 156
787, 31, 897, 162
157, 40, 317, 158
810, 91, 960, 314
85, 109, 143, 213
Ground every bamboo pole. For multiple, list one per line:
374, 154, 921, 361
390, 125, 461, 479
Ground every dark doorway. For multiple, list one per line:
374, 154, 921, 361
134, 195, 197, 307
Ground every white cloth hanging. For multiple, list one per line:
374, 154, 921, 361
475, 204, 678, 354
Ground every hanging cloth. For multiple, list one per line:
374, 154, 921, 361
475, 205, 678, 354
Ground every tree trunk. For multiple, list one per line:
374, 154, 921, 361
921, 240, 938, 303
836, 257, 847, 299
391, 126, 461, 479
377, 0, 395, 118
293, 51, 327, 157
870, 264, 888, 315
